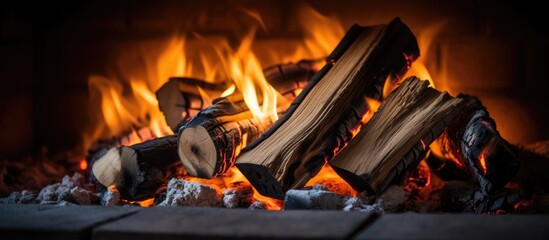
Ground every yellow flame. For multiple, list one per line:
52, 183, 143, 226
220, 84, 236, 97
216, 28, 279, 122
83, 38, 190, 150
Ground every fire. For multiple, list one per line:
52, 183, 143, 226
430, 140, 464, 168
184, 168, 283, 210
479, 150, 488, 175
306, 164, 358, 197
85, 5, 356, 208
84, 38, 189, 151
216, 28, 280, 122
130, 198, 156, 207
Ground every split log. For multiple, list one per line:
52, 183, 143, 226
330, 78, 464, 195
178, 98, 272, 178
177, 61, 318, 179
91, 135, 182, 200
236, 18, 420, 199
157, 60, 318, 131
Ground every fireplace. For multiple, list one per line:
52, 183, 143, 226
1, 0, 549, 238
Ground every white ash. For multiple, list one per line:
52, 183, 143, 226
249, 201, 266, 210
159, 178, 221, 207
61, 172, 85, 189
223, 181, 254, 208
378, 185, 405, 212
1, 190, 37, 204
342, 197, 385, 214
284, 185, 342, 210
32, 173, 96, 205
37, 183, 61, 203
101, 188, 121, 206
58, 201, 76, 206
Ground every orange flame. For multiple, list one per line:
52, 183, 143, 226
86, 5, 354, 208
479, 151, 488, 175
216, 28, 280, 122
184, 167, 283, 210
306, 164, 358, 197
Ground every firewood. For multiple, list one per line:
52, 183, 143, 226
236, 18, 420, 199
91, 135, 182, 200
440, 95, 520, 210
157, 60, 318, 131
91, 61, 317, 199
156, 78, 229, 131
330, 78, 464, 195
178, 98, 272, 178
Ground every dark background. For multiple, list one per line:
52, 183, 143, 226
1, 0, 548, 159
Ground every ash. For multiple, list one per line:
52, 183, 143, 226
283, 184, 405, 213
1, 172, 97, 205
159, 178, 221, 207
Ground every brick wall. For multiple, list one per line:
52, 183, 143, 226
0, 0, 547, 158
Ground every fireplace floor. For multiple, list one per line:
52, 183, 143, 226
1, 205, 548, 240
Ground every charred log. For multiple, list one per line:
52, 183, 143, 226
440, 95, 520, 212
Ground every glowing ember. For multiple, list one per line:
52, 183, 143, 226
130, 198, 155, 207
184, 167, 283, 210
479, 151, 488, 175
306, 164, 358, 197
79, 159, 88, 171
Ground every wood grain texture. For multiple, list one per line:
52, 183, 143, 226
236, 18, 419, 199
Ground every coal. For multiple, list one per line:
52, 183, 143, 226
378, 185, 405, 213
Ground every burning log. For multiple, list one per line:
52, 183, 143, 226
439, 95, 520, 212
91, 135, 182, 200
178, 98, 272, 178
177, 61, 318, 179
330, 78, 464, 195
157, 78, 229, 131
91, 61, 317, 200
157, 60, 318, 131
236, 18, 420, 199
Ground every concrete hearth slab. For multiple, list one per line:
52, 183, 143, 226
2, 205, 549, 240
92, 207, 376, 240
354, 212, 549, 239
0, 204, 139, 240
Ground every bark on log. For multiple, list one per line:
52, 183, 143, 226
157, 60, 318, 131
91, 135, 182, 200
437, 95, 520, 213
156, 78, 229, 131
236, 18, 420, 199
91, 61, 318, 199
178, 98, 272, 178
443, 95, 520, 195
330, 78, 464, 195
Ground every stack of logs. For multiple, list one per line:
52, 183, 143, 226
91, 18, 522, 213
